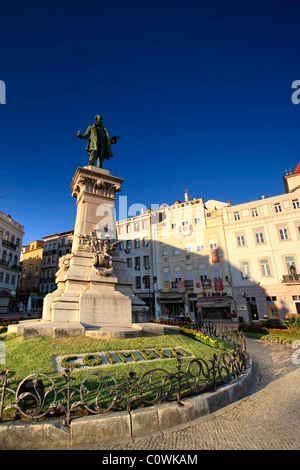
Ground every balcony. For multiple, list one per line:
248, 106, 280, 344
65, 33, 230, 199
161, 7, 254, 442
2, 239, 17, 250
170, 279, 211, 289
282, 274, 300, 283
44, 249, 57, 256
0, 259, 9, 267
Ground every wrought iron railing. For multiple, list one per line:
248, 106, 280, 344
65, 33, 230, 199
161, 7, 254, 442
0, 323, 247, 427
282, 274, 300, 283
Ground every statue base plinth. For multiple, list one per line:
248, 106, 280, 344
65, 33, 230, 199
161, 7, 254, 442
37, 165, 150, 336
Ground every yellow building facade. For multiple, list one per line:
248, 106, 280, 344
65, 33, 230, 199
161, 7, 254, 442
19, 240, 44, 310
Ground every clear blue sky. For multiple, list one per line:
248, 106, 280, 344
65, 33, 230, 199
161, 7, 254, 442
1, 0, 300, 245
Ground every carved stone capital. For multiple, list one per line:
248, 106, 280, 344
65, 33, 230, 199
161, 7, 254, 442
71, 167, 123, 200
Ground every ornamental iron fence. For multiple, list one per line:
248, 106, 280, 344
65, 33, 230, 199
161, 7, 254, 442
0, 322, 247, 427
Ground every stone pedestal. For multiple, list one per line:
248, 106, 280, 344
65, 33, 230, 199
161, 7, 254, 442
41, 165, 148, 331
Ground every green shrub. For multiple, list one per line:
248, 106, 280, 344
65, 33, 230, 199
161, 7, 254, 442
61, 356, 80, 369
283, 315, 300, 329
83, 354, 102, 367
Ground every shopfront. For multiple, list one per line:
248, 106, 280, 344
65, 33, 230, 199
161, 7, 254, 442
156, 293, 184, 317
197, 297, 231, 320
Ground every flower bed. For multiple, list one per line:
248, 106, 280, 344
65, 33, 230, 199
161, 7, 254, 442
238, 323, 269, 334
179, 326, 230, 351
0, 318, 20, 327
261, 326, 300, 345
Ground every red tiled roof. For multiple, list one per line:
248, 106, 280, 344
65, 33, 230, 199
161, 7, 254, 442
294, 162, 300, 174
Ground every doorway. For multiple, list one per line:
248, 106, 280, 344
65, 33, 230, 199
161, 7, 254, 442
246, 297, 259, 320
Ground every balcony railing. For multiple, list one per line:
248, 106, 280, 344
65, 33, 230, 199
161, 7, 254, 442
2, 239, 17, 250
170, 279, 212, 289
282, 274, 300, 283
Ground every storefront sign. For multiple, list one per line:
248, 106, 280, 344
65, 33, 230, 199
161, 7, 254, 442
197, 299, 230, 308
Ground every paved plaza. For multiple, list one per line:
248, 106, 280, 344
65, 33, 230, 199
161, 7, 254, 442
73, 337, 300, 450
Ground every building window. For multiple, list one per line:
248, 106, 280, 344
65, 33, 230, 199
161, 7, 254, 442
285, 256, 297, 274
234, 211, 240, 220
163, 271, 170, 282
292, 199, 300, 209
126, 258, 132, 268
212, 267, 222, 279
194, 217, 201, 224
209, 242, 217, 249
143, 255, 150, 269
251, 208, 258, 217
134, 257, 140, 269
260, 259, 272, 276
5, 274, 10, 284
161, 246, 168, 256
278, 225, 289, 240
126, 240, 131, 249
174, 266, 183, 281
143, 275, 150, 287
241, 261, 251, 278
35, 265, 39, 275
135, 276, 141, 288
143, 237, 149, 247
198, 264, 208, 280
171, 223, 177, 229
266, 296, 277, 301
134, 239, 140, 248
196, 245, 204, 252
0, 272, 3, 282
255, 230, 265, 244
142, 221, 148, 230
173, 247, 180, 255
236, 233, 246, 246
274, 202, 282, 213
134, 222, 140, 232
186, 268, 194, 281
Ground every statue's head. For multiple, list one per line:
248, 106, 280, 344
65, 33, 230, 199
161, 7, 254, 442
95, 115, 103, 124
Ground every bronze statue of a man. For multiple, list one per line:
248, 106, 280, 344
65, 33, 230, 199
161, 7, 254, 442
77, 115, 118, 168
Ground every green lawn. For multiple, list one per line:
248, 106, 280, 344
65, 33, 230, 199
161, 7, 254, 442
0, 331, 235, 420
0, 331, 232, 382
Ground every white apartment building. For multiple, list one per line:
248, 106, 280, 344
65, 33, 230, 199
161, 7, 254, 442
0, 211, 24, 313
117, 164, 300, 323
223, 163, 300, 322
117, 192, 234, 321
117, 211, 155, 314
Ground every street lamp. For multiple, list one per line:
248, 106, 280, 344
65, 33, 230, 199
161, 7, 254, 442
142, 275, 157, 317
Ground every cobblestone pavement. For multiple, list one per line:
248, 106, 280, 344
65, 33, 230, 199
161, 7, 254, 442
74, 338, 300, 450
